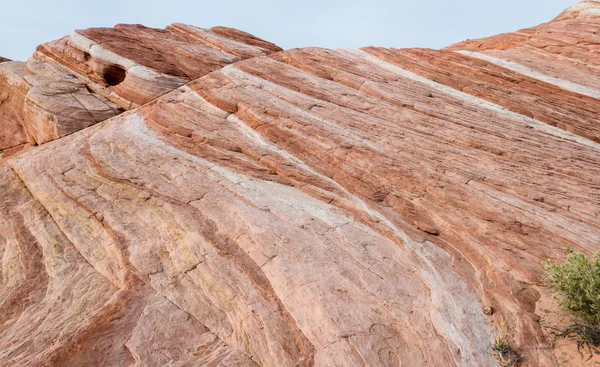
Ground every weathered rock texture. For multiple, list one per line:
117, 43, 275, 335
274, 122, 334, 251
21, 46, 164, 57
0, 24, 280, 151
1, 2, 599, 366
448, 0, 600, 99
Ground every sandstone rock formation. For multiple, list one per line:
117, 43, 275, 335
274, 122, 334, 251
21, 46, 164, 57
0, 24, 280, 153
1, 2, 599, 366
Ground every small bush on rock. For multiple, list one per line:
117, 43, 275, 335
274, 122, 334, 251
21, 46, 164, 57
543, 248, 600, 356
492, 317, 522, 367
543, 248, 600, 325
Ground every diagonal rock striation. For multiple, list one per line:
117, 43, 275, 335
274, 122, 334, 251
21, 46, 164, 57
1, 2, 600, 366
0, 23, 280, 154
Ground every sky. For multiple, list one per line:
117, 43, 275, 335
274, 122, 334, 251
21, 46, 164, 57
1, 0, 578, 61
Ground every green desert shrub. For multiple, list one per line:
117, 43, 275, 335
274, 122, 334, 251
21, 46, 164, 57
543, 249, 600, 356
543, 248, 600, 325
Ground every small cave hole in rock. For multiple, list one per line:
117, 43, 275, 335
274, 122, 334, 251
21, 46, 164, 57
103, 65, 126, 86
83, 52, 91, 61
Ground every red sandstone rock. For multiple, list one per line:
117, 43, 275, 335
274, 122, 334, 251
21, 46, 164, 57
1, 2, 600, 367
361, 47, 600, 142
0, 23, 278, 152
36, 23, 280, 108
448, 0, 600, 95
0, 58, 122, 146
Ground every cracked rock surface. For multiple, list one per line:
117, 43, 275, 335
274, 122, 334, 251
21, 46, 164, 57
1, 2, 599, 366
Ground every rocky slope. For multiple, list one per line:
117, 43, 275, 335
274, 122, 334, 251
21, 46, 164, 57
1, 2, 599, 366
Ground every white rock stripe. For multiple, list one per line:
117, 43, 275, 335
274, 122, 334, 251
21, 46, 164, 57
565, 0, 600, 16
347, 49, 600, 152
180, 86, 497, 366
456, 50, 600, 100
70, 32, 188, 86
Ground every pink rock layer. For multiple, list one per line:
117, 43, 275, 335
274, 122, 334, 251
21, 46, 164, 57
1, 2, 599, 366
448, 0, 600, 93
0, 23, 279, 150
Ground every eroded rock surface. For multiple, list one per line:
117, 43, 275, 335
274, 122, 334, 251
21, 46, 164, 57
0, 23, 279, 151
1, 2, 599, 366
0, 166, 256, 366
35, 24, 282, 109
449, 0, 600, 98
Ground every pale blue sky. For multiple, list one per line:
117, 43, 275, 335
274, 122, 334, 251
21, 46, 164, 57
1, 0, 578, 61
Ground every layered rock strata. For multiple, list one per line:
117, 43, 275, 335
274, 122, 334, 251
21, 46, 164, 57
1, 2, 599, 366
0, 24, 281, 153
